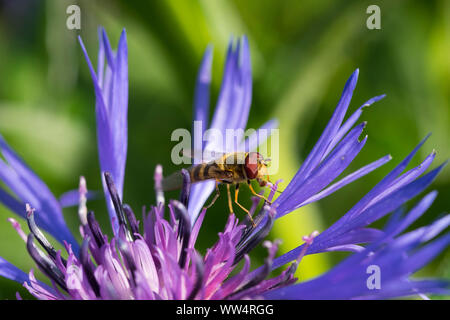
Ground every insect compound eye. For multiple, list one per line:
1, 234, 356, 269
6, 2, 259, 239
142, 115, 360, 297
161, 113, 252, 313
244, 152, 260, 179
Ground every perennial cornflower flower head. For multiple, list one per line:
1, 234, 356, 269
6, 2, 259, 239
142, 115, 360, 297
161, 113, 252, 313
0, 28, 449, 300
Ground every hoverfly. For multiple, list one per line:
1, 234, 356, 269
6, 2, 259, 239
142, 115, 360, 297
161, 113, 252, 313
162, 151, 274, 225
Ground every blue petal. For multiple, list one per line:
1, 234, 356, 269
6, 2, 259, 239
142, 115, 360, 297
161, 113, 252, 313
193, 45, 213, 145
342, 134, 431, 222
79, 29, 129, 235
188, 36, 258, 222
239, 119, 278, 152
383, 191, 437, 238
264, 221, 449, 299
275, 122, 367, 217
0, 256, 30, 285
235, 35, 253, 131
207, 37, 237, 134
323, 94, 385, 158
0, 135, 79, 253
267, 162, 442, 271
59, 189, 99, 208
0, 256, 56, 294
280, 69, 359, 200
188, 180, 216, 224
79, 35, 117, 233
397, 232, 450, 275
344, 163, 444, 231
299, 154, 392, 207
107, 29, 128, 198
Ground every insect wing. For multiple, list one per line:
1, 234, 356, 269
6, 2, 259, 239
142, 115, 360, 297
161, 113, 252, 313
182, 148, 228, 164
161, 171, 184, 191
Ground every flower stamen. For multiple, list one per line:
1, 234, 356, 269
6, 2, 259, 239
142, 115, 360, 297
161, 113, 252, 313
154, 165, 165, 207
26, 204, 64, 265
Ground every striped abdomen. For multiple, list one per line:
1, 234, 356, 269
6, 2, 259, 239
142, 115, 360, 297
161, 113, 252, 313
189, 161, 222, 183
161, 162, 223, 191
161, 152, 250, 191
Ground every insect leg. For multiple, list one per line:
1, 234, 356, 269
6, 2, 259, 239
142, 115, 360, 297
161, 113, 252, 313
226, 184, 233, 214
248, 183, 272, 205
266, 175, 283, 193
203, 180, 221, 210
234, 184, 256, 226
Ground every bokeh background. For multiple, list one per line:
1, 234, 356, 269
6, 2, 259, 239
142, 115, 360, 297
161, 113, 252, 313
0, 0, 448, 299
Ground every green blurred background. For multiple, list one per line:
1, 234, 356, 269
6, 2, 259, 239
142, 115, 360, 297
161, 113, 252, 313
0, 0, 448, 299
